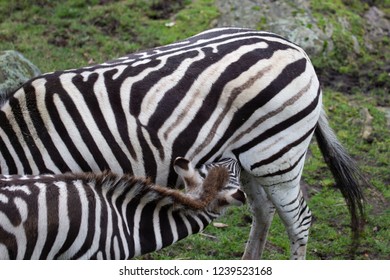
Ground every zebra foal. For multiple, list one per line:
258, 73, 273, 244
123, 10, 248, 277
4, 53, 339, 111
0, 158, 245, 259
0, 27, 368, 259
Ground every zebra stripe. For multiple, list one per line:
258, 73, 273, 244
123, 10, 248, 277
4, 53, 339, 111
0, 158, 244, 259
0, 27, 366, 259
0, 27, 316, 182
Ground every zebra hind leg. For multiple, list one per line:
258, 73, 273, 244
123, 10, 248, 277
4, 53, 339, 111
241, 173, 276, 260
264, 182, 312, 260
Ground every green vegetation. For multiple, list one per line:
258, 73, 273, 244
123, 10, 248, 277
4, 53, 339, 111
1, 0, 388, 259
0, 0, 218, 71
310, 0, 389, 101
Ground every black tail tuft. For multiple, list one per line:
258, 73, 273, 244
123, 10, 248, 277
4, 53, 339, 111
315, 108, 369, 254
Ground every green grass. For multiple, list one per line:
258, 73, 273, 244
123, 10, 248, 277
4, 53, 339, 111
1, 0, 389, 260
1, 0, 218, 72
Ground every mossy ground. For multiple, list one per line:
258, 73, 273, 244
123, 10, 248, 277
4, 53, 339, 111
0, 0, 388, 259
310, 0, 389, 105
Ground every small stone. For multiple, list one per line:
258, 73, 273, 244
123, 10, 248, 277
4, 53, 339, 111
0, 50, 41, 101
213, 222, 229, 228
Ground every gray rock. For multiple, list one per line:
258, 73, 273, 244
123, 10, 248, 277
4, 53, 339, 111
364, 6, 390, 51
215, 1, 389, 58
214, 0, 261, 29
214, 0, 331, 56
0, 50, 41, 103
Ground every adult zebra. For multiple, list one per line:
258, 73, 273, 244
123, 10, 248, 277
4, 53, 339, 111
0, 157, 245, 259
0, 27, 366, 259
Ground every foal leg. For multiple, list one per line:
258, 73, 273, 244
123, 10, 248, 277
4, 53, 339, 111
264, 182, 312, 260
242, 173, 276, 260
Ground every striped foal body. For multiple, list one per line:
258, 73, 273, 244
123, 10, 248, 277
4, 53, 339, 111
0, 27, 366, 259
0, 158, 244, 259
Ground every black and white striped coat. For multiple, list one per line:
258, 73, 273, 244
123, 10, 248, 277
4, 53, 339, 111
0, 157, 244, 259
0, 27, 366, 259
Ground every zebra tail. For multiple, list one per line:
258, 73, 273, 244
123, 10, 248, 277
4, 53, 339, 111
314, 107, 368, 250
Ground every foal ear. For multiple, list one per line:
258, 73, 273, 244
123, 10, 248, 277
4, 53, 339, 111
173, 157, 191, 174
173, 157, 200, 190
